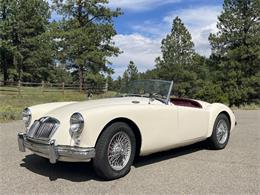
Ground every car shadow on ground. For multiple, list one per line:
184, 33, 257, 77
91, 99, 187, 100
20, 141, 207, 182
134, 141, 206, 167
20, 156, 99, 182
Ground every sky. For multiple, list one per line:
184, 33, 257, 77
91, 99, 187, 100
51, 0, 224, 78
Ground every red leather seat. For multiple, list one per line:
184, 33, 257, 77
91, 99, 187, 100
171, 98, 202, 108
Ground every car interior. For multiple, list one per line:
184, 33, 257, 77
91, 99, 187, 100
170, 98, 202, 108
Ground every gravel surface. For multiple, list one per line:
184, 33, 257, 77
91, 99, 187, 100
0, 110, 259, 195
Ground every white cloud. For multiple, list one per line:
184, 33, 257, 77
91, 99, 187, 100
109, 34, 161, 78
132, 21, 168, 38
47, 1, 221, 77
125, 6, 221, 57
109, 0, 181, 11
110, 6, 221, 77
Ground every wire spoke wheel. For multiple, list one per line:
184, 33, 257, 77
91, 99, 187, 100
107, 131, 131, 171
216, 119, 228, 144
93, 122, 136, 180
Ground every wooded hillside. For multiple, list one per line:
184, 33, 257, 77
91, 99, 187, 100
1, 0, 259, 106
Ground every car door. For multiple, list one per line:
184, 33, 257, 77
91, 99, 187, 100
176, 106, 209, 142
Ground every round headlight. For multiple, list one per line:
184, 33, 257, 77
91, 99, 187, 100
22, 108, 31, 127
70, 113, 84, 134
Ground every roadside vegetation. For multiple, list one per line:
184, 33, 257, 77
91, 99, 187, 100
0, 85, 258, 123
0, 87, 116, 122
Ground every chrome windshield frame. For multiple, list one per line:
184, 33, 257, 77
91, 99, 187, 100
166, 81, 173, 105
120, 79, 173, 105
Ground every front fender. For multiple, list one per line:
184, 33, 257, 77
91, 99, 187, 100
78, 106, 141, 148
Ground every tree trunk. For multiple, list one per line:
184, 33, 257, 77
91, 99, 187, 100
2, 51, 8, 85
79, 65, 84, 92
1, 5, 8, 85
13, 55, 21, 81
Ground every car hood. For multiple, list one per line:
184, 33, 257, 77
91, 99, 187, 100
45, 97, 161, 118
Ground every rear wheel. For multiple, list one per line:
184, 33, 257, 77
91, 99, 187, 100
93, 122, 136, 180
208, 113, 230, 149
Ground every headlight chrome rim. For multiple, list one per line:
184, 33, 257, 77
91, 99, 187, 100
22, 108, 31, 128
70, 112, 84, 135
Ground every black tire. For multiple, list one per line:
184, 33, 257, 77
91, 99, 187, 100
208, 113, 230, 150
93, 122, 136, 180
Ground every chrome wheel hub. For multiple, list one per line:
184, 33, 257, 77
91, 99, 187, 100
107, 131, 131, 171
216, 119, 228, 144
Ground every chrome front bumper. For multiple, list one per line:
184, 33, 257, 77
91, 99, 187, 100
18, 133, 95, 164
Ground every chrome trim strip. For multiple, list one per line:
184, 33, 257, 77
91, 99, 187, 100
49, 140, 57, 164
18, 133, 25, 152
166, 81, 173, 105
57, 146, 96, 160
26, 136, 51, 144
17, 133, 95, 164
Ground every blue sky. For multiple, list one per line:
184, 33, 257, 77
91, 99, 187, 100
51, 0, 224, 78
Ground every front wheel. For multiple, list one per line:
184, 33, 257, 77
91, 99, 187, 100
93, 122, 136, 180
208, 113, 230, 150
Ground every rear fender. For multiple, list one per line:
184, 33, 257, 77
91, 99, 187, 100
206, 103, 236, 137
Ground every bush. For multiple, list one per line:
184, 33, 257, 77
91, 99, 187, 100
194, 81, 229, 104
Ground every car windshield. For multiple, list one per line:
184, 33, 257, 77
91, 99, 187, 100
119, 80, 173, 104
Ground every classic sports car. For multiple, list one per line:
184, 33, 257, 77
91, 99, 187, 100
18, 80, 236, 180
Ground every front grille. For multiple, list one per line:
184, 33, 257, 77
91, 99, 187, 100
27, 117, 60, 140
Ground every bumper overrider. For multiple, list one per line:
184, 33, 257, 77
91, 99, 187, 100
18, 133, 95, 164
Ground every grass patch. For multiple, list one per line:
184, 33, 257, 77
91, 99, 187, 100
1, 86, 258, 122
0, 86, 116, 122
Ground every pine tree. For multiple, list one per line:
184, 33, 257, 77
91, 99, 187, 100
113, 76, 122, 91
139, 69, 159, 80
156, 17, 196, 97
126, 60, 139, 81
122, 70, 129, 87
0, 0, 12, 83
122, 60, 139, 87
209, 0, 260, 106
0, 0, 53, 82
52, 0, 122, 91
107, 74, 113, 90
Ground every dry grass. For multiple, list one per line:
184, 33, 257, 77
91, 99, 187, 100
0, 86, 116, 122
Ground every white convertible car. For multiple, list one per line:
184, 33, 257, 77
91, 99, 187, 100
18, 80, 236, 180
